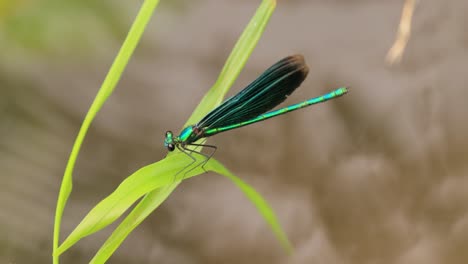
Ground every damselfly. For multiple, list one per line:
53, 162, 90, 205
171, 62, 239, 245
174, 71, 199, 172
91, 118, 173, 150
164, 55, 348, 174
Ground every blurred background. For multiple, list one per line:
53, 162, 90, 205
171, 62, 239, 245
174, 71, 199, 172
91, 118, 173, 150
1, 0, 468, 263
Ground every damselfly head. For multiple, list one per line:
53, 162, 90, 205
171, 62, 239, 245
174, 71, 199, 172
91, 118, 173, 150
164, 131, 175, 151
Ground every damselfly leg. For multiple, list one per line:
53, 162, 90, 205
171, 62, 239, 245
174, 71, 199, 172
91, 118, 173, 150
173, 140, 217, 180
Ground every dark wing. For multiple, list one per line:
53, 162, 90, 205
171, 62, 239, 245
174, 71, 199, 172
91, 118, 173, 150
197, 55, 309, 129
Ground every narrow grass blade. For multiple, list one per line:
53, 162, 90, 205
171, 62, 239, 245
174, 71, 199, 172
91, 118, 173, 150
53, 0, 160, 262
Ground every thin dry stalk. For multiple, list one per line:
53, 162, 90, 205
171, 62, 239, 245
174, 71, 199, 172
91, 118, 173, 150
386, 0, 418, 65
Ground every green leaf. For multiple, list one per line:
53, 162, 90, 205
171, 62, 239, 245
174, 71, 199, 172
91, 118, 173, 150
52, 0, 161, 263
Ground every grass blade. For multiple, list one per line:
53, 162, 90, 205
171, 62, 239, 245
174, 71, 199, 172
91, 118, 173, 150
53, 0, 161, 262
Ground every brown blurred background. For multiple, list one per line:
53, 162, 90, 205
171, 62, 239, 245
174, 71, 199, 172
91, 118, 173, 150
1, 0, 468, 263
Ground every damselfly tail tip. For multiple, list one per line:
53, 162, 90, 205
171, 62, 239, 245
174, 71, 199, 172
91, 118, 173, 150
329, 86, 349, 97
336, 86, 349, 97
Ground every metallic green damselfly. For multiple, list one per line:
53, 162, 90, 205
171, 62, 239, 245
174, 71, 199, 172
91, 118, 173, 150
164, 55, 348, 174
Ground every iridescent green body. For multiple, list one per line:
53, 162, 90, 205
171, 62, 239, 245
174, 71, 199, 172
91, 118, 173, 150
204, 87, 347, 136
164, 55, 348, 166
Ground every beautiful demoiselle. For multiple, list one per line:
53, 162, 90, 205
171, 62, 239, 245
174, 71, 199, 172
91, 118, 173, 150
164, 55, 348, 174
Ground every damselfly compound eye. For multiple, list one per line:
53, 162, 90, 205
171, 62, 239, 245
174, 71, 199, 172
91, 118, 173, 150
167, 143, 175, 151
